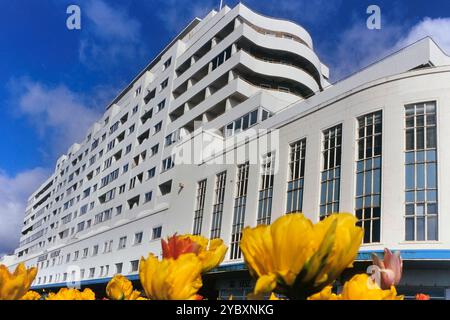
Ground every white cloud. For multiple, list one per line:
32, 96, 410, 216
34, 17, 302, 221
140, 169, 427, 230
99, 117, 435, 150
0, 168, 49, 256
395, 17, 450, 53
326, 17, 450, 81
79, 0, 145, 67
8, 78, 104, 158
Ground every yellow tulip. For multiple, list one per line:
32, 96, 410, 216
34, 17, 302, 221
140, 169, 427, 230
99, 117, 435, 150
0, 263, 37, 300
106, 274, 142, 300
307, 286, 339, 300
20, 290, 41, 300
46, 288, 95, 300
240, 213, 363, 299
162, 234, 228, 273
139, 253, 203, 300
339, 274, 403, 300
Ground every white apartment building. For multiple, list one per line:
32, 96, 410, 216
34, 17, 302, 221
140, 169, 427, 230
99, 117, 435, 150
4, 3, 450, 299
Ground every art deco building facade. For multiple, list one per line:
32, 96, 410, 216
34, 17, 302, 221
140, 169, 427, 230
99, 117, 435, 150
3, 3, 450, 299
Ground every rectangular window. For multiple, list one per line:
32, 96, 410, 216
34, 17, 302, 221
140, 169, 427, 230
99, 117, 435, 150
152, 226, 162, 240
320, 125, 342, 219
154, 121, 163, 134
134, 232, 143, 245
356, 111, 382, 244
257, 153, 275, 225
163, 58, 172, 70
210, 171, 227, 239
286, 139, 306, 213
405, 101, 438, 241
162, 155, 175, 172
160, 78, 169, 91
157, 100, 166, 112
193, 180, 207, 235
116, 263, 123, 274
130, 260, 139, 273
118, 236, 127, 250
147, 167, 156, 179
144, 191, 153, 203
230, 162, 249, 260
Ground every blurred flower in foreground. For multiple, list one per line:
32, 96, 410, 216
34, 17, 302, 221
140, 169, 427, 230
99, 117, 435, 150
46, 288, 95, 300
106, 274, 143, 300
416, 293, 430, 300
371, 248, 403, 290
139, 253, 203, 300
309, 274, 403, 300
308, 286, 338, 300
162, 234, 227, 273
20, 290, 41, 300
240, 213, 363, 299
0, 263, 37, 300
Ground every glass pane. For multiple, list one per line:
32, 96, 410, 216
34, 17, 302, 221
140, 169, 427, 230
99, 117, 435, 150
356, 173, 363, 196
405, 204, 414, 216
427, 191, 437, 202
405, 165, 415, 190
416, 203, 425, 216
405, 117, 414, 128
405, 152, 414, 164
405, 218, 415, 241
406, 191, 415, 203
372, 219, 380, 243
364, 172, 372, 194
416, 115, 424, 126
406, 129, 414, 150
405, 106, 415, 117
417, 218, 425, 241
426, 103, 436, 114
427, 203, 437, 215
427, 216, 438, 241
416, 164, 425, 189
373, 169, 381, 193
416, 127, 425, 149
427, 127, 436, 149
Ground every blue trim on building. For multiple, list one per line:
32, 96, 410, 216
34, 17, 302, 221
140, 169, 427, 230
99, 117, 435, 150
357, 249, 450, 261
31, 274, 139, 290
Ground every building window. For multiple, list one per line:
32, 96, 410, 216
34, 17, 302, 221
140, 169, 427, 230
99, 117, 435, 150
405, 101, 438, 241
151, 144, 159, 156
230, 162, 249, 260
116, 263, 123, 274
154, 121, 163, 134
162, 155, 175, 172
134, 232, 143, 245
210, 171, 227, 239
193, 179, 207, 236
92, 245, 99, 256
152, 226, 162, 240
356, 111, 382, 244
160, 78, 169, 91
132, 105, 139, 115
147, 167, 156, 179
286, 139, 306, 214
163, 58, 172, 70
257, 153, 275, 225
211, 46, 232, 71
89, 268, 95, 278
144, 191, 153, 203
320, 125, 342, 219
82, 248, 88, 258
130, 260, 139, 273
157, 99, 166, 112
118, 236, 127, 250
116, 205, 122, 215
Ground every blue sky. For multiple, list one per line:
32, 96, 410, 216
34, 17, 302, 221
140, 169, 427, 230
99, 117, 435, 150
1, 0, 450, 255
